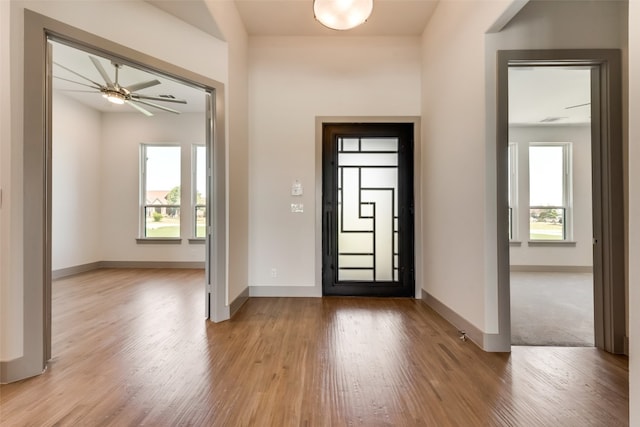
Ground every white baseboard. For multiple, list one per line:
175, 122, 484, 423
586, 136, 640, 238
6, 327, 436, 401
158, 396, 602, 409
421, 289, 508, 352
100, 261, 205, 269
230, 287, 249, 317
249, 285, 321, 297
52, 262, 102, 280
52, 261, 205, 279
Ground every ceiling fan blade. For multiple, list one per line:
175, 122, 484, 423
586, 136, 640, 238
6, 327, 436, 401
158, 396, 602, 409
60, 89, 101, 93
53, 62, 104, 88
130, 94, 187, 104
565, 102, 591, 110
90, 56, 114, 86
125, 100, 153, 117
126, 79, 161, 93
133, 99, 181, 114
53, 75, 102, 90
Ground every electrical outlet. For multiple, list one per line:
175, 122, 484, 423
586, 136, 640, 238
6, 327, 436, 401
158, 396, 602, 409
270, 268, 277, 278
291, 203, 304, 213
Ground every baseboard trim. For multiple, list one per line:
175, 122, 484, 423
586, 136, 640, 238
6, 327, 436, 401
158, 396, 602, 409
52, 261, 102, 280
99, 261, 205, 269
421, 289, 483, 347
421, 290, 509, 352
510, 265, 593, 273
230, 287, 249, 317
52, 261, 205, 279
0, 355, 45, 384
249, 285, 321, 297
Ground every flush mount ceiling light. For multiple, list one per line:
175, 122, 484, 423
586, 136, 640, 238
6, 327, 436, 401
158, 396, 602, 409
313, 0, 373, 31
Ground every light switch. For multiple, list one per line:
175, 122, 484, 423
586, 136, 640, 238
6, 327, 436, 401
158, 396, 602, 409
291, 203, 304, 213
291, 180, 303, 196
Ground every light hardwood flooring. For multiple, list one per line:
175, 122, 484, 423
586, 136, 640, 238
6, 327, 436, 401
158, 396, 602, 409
0, 269, 629, 426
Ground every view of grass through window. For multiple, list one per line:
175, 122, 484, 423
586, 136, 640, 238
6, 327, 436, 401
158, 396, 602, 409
529, 145, 566, 240
195, 146, 207, 238
144, 146, 181, 238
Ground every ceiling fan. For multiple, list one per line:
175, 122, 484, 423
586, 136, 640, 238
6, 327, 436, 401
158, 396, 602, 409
53, 56, 187, 116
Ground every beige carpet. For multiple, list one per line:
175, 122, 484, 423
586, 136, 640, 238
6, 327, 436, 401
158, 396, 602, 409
510, 271, 594, 346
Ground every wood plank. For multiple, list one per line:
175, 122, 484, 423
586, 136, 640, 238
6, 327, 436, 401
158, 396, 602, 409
0, 269, 629, 426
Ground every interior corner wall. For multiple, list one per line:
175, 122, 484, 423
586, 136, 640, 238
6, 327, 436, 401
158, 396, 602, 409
628, 0, 638, 424
204, 1, 250, 305
420, 0, 626, 337
420, 1, 511, 335
248, 36, 421, 294
100, 113, 205, 263
52, 93, 102, 270
509, 125, 593, 267
0, 0, 23, 361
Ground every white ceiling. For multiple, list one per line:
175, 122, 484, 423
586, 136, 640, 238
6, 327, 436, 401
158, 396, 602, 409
233, 0, 439, 36
52, 41, 206, 115
509, 67, 592, 125
54, 1, 591, 124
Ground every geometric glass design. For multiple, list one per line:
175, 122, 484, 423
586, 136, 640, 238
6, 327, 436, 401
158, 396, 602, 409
337, 137, 399, 282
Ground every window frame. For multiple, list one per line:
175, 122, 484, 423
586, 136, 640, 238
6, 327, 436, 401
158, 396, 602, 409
192, 144, 207, 240
139, 143, 182, 241
508, 142, 518, 241
527, 142, 573, 241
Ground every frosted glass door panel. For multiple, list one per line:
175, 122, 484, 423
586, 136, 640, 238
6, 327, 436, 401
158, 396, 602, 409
337, 137, 399, 282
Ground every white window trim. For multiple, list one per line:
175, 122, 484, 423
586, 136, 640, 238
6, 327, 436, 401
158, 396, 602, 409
192, 144, 206, 240
139, 143, 182, 241
508, 142, 518, 241
527, 142, 573, 242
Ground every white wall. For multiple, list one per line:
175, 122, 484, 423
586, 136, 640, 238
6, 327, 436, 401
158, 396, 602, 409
52, 93, 102, 270
420, 0, 626, 337
509, 125, 593, 267
0, 0, 22, 361
248, 36, 421, 293
2, 0, 229, 363
205, 1, 250, 304
628, 0, 639, 424
101, 112, 206, 262
420, 1, 511, 334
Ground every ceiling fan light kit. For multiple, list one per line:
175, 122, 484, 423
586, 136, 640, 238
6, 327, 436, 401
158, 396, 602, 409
103, 90, 126, 105
54, 55, 187, 116
314, 0, 373, 31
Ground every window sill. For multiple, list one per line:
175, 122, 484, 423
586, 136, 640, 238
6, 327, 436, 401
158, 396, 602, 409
509, 241, 522, 247
136, 238, 182, 245
188, 238, 206, 245
528, 240, 577, 247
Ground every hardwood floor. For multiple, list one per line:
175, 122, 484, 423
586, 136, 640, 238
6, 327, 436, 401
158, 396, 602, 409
0, 269, 629, 426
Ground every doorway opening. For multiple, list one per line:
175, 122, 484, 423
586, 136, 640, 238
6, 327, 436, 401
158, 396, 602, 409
496, 50, 625, 354
508, 66, 595, 346
49, 39, 210, 351
321, 123, 415, 297
4, 10, 228, 382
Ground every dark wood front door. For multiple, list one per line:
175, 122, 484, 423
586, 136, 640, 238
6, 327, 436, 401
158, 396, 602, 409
322, 123, 414, 297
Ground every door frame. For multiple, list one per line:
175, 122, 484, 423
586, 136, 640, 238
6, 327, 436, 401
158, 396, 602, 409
496, 49, 625, 353
315, 117, 422, 299
321, 122, 415, 297
0, 9, 228, 383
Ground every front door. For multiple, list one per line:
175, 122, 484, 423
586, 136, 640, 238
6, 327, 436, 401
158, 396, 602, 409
322, 123, 414, 297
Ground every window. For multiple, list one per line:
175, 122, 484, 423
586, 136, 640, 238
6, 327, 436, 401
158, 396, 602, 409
193, 145, 207, 239
508, 143, 517, 240
528, 143, 572, 241
141, 145, 181, 238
